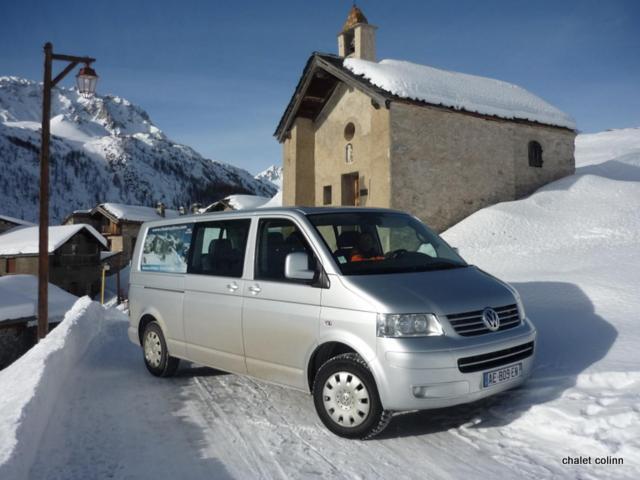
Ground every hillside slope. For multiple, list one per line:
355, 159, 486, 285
0, 77, 276, 223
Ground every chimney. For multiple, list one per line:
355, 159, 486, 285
156, 202, 165, 217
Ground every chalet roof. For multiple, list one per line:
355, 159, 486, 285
0, 224, 108, 256
95, 203, 180, 224
0, 275, 77, 324
274, 53, 575, 142
0, 214, 35, 227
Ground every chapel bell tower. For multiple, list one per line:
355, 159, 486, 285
337, 5, 377, 62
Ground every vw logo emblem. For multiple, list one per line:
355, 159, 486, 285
482, 308, 500, 331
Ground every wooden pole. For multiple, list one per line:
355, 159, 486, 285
37, 42, 53, 341
100, 265, 106, 305
116, 266, 121, 305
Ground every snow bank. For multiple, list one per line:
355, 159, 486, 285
0, 297, 106, 479
0, 275, 77, 324
0, 224, 107, 255
344, 58, 576, 130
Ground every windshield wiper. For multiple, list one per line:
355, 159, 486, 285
422, 261, 467, 271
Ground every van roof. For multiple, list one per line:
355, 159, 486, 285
139, 206, 406, 227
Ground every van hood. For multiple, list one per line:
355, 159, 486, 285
338, 266, 515, 316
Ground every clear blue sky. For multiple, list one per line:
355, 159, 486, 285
1, 0, 638, 174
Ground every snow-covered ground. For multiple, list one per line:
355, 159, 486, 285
1, 128, 638, 479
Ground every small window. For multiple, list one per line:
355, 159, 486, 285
345, 143, 353, 164
344, 122, 355, 141
528, 141, 543, 168
188, 220, 250, 277
323, 185, 332, 205
141, 224, 193, 273
255, 218, 317, 283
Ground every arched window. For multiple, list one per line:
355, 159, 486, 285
528, 141, 543, 168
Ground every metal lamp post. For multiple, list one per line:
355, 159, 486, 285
38, 42, 98, 340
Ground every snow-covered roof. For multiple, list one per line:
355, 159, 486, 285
259, 191, 283, 208
0, 224, 107, 255
344, 58, 576, 130
225, 195, 271, 210
98, 203, 180, 223
0, 214, 35, 227
0, 274, 77, 323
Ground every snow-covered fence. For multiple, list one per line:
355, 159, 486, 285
0, 297, 105, 479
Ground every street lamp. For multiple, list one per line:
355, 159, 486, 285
38, 42, 98, 340
76, 64, 98, 97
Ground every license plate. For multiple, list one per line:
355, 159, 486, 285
483, 363, 522, 388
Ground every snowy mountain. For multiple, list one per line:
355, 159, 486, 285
0, 77, 277, 223
255, 165, 283, 189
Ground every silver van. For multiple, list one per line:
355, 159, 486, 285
128, 207, 536, 439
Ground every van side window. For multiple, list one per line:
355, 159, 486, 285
141, 224, 193, 273
255, 218, 316, 282
188, 220, 250, 277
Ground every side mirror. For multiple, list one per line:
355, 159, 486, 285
285, 252, 314, 281
452, 247, 460, 254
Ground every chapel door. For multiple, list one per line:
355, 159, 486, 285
341, 172, 360, 206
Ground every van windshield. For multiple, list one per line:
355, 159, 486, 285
308, 212, 467, 275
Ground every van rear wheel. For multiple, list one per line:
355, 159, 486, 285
142, 321, 179, 377
312, 353, 391, 439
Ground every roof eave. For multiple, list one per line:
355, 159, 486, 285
274, 53, 390, 143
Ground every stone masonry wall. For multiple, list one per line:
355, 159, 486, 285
389, 101, 575, 231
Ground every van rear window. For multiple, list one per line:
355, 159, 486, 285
141, 224, 193, 273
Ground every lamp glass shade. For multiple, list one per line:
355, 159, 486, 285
76, 65, 98, 97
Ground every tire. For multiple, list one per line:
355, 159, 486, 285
312, 353, 392, 439
142, 321, 180, 377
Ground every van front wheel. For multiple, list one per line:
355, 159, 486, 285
142, 322, 179, 377
312, 353, 391, 439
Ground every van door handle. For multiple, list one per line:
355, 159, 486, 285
248, 285, 261, 295
226, 282, 239, 292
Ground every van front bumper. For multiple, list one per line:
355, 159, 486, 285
369, 320, 537, 411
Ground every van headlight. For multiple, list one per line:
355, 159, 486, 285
513, 289, 526, 319
376, 313, 444, 337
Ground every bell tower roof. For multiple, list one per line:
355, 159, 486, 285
342, 5, 368, 33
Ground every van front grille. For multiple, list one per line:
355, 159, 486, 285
458, 341, 534, 373
446, 304, 520, 336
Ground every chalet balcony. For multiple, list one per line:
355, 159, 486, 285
56, 253, 100, 266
